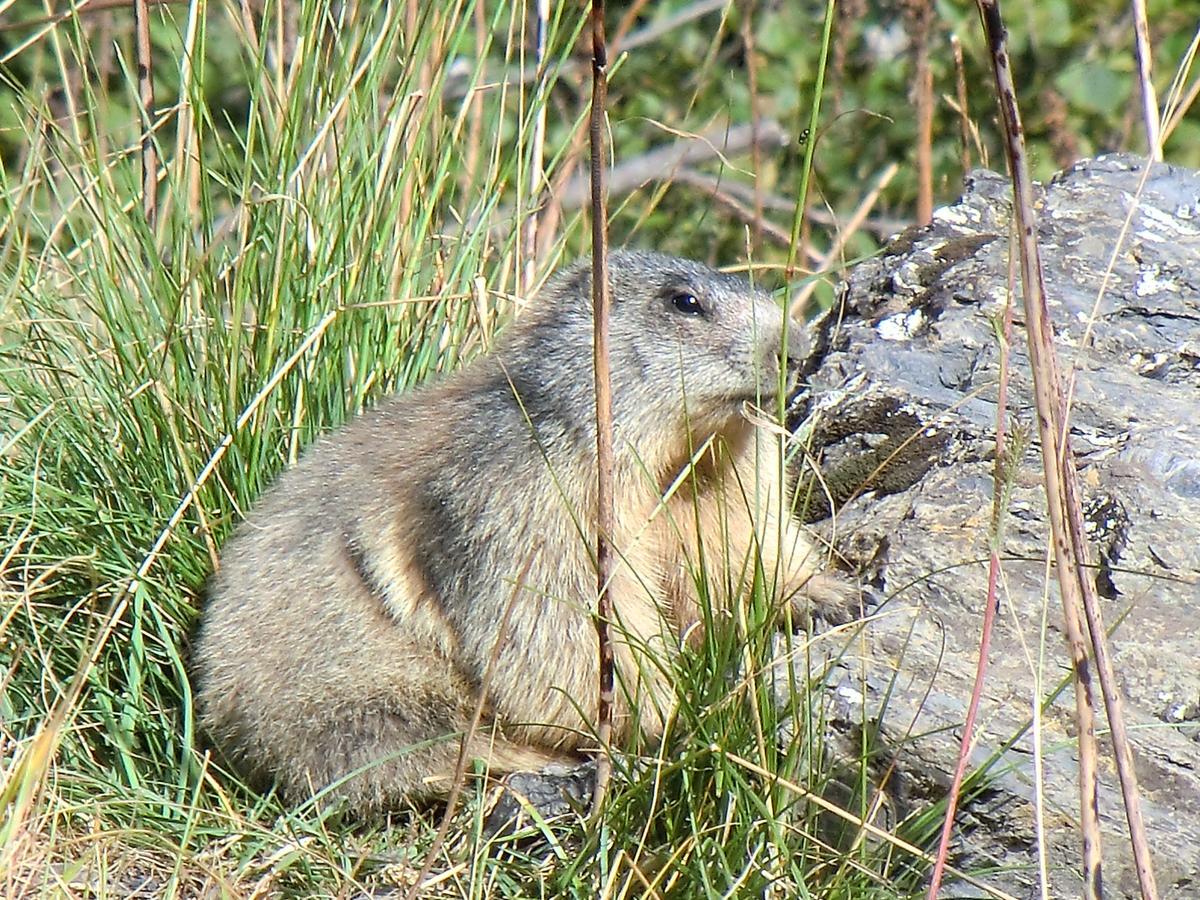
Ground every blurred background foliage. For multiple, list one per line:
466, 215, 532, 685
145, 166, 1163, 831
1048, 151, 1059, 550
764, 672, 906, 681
3, 0, 1198, 285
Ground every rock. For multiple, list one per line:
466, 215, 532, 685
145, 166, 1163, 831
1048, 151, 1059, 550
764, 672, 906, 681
798, 153, 1200, 898
482, 761, 595, 836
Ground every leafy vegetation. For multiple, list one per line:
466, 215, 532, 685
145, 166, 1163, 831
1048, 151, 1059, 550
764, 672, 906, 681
1, 0, 1196, 895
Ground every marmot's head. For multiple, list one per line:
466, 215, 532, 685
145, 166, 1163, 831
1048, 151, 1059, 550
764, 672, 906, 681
509, 251, 805, 445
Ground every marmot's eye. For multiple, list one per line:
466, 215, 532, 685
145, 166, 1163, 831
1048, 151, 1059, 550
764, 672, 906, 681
671, 291, 705, 316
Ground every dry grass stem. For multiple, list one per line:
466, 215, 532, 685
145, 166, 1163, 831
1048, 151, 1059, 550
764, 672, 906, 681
951, 34, 972, 173
1159, 25, 1200, 143
133, 0, 158, 228
788, 161, 898, 318
975, 2, 1159, 897
1130, 0, 1162, 160
588, 0, 615, 817
927, 221, 1017, 899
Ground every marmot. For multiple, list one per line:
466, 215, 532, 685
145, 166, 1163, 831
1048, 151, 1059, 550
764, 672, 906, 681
192, 250, 852, 810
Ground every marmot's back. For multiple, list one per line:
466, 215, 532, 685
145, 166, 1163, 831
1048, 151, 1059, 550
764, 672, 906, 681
192, 251, 843, 810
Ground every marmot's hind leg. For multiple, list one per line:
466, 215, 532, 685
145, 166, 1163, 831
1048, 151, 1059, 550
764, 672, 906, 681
276, 704, 575, 810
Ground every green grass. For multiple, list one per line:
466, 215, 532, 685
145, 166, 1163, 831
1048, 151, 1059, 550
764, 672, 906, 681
5, 0, 1190, 896
0, 1, 599, 893
0, 5, 916, 896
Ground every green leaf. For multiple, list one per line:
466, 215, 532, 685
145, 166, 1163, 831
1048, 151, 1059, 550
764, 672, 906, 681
1055, 60, 1130, 115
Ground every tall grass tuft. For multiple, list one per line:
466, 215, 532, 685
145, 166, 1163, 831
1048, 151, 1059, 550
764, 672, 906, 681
0, 0, 587, 889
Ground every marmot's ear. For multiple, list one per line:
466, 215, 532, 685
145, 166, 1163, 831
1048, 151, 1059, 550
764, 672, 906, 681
557, 266, 590, 305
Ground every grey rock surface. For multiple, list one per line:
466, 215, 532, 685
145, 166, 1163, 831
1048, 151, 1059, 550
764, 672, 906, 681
799, 154, 1200, 898
482, 761, 595, 836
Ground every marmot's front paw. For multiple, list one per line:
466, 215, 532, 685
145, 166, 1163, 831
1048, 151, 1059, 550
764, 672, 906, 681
795, 572, 866, 627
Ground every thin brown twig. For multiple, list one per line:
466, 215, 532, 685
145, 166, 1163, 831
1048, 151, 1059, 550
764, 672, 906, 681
521, 0, 551, 294
1052, 165, 1166, 900
401, 549, 540, 900
905, 0, 935, 224
0, 0, 185, 36
975, 3, 1106, 893
588, 0, 615, 818
740, 0, 765, 253
1130, 0, 1162, 160
1063, 466, 1159, 898
1051, 220, 1161, 897
533, 0, 686, 256
132, 0, 157, 229
927, 222, 1017, 899
951, 34, 972, 174
975, 3, 1159, 898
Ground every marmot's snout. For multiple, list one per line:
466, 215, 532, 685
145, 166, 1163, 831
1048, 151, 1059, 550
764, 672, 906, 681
754, 311, 808, 395
774, 320, 809, 379
782, 321, 808, 368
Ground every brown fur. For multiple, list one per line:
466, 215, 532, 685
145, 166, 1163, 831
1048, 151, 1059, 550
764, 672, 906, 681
192, 251, 852, 809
